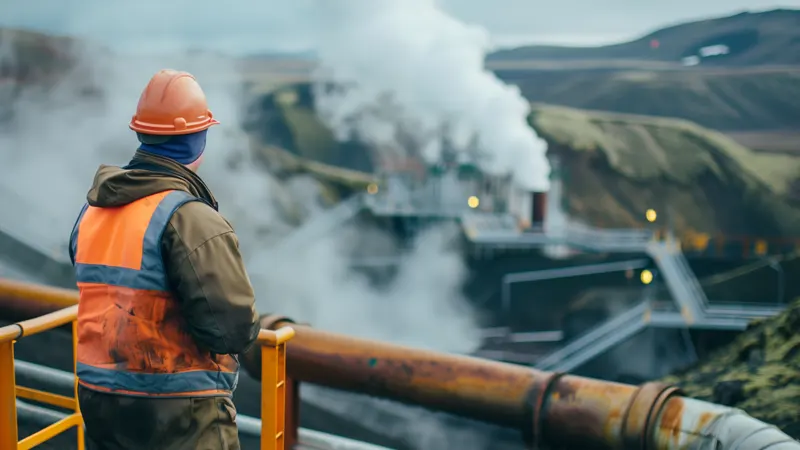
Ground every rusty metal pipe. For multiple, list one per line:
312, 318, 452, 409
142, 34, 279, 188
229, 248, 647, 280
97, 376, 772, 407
247, 315, 538, 428
243, 316, 655, 448
1, 279, 798, 449
243, 315, 799, 450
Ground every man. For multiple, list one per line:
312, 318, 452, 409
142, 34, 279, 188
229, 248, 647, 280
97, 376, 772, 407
69, 69, 260, 449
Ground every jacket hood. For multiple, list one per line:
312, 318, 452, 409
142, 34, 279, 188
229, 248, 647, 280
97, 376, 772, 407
86, 150, 218, 208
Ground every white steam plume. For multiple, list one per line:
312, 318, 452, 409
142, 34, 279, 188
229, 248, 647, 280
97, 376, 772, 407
309, 0, 551, 191
0, 47, 482, 450
0, 24, 480, 350
0, 2, 547, 445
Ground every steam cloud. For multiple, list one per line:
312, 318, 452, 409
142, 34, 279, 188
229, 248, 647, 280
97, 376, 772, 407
0, 3, 550, 448
310, 0, 551, 191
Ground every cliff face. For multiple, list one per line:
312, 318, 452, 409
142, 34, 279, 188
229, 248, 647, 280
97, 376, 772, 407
662, 299, 800, 438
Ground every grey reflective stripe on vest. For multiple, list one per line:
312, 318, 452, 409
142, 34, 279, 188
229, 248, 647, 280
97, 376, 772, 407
76, 362, 237, 396
71, 190, 197, 291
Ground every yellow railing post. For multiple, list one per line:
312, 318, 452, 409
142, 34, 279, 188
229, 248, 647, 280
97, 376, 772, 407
259, 327, 295, 450
0, 304, 86, 450
73, 320, 85, 450
0, 336, 19, 447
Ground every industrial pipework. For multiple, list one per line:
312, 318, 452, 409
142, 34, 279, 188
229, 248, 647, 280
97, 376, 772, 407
244, 315, 799, 450
1, 278, 798, 450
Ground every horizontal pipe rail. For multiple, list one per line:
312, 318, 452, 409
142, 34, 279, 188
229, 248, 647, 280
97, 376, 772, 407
1, 278, 798, 450
244, 315, 800, 450
0, 304, 84, 450
14, 365, 393, 450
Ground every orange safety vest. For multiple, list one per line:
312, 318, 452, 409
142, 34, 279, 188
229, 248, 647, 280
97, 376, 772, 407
68, 190, 238, 398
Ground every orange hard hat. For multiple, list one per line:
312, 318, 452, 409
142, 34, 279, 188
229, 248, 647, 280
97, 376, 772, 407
129, 69, 219, 135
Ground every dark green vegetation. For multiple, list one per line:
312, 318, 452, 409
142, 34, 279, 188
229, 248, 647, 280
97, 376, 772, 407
662, 298, 800, 438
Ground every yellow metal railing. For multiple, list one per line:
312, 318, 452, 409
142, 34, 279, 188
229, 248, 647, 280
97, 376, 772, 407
0, 304, 84, 450
258, 327, 295, 450
0, 278, 295, 449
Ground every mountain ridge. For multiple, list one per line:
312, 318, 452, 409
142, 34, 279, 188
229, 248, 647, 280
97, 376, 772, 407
489, 9, 800, 66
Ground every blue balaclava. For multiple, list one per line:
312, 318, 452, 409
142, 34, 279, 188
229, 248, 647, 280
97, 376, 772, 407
137, 129, 208, 165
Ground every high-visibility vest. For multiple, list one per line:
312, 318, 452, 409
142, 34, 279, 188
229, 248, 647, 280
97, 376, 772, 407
69, 189, 238, 398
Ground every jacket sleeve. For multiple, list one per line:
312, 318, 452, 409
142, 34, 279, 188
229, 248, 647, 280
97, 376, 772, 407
162, 201, 260, 355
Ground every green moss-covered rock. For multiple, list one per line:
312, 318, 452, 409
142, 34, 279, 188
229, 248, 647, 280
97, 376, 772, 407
528, 104, 800, 235
529, 104, 800, 195
662, 299, 800, 438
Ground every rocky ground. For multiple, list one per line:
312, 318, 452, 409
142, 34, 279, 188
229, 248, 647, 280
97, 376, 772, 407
662, 298, 800, 438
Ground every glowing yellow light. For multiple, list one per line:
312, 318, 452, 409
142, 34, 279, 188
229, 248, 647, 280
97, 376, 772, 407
640, 269, 653, 285
645, 209, 657, 223
467, 196, 480, 208
366, 183, 379, 195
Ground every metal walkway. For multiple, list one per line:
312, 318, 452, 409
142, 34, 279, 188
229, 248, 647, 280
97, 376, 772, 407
646, 238, 707, 322
535, 301, 650, 372
473, 216, 783, 322
461, 215, 653, 251
534, 295, 787, 373
487, 226, 791, 372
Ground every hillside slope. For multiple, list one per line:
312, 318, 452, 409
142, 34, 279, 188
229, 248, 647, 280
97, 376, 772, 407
530, 104, 800, 235
486, 10, 800, 132
490, 9, 800, 66
497, 68, 800, 131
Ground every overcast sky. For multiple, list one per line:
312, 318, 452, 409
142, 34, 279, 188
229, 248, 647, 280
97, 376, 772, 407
1, 0, 798, 53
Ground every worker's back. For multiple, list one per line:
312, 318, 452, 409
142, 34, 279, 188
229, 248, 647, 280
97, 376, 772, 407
70, 69, 259, 450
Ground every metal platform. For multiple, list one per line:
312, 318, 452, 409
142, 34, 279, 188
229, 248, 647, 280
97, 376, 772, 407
534, 298, 788, 373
